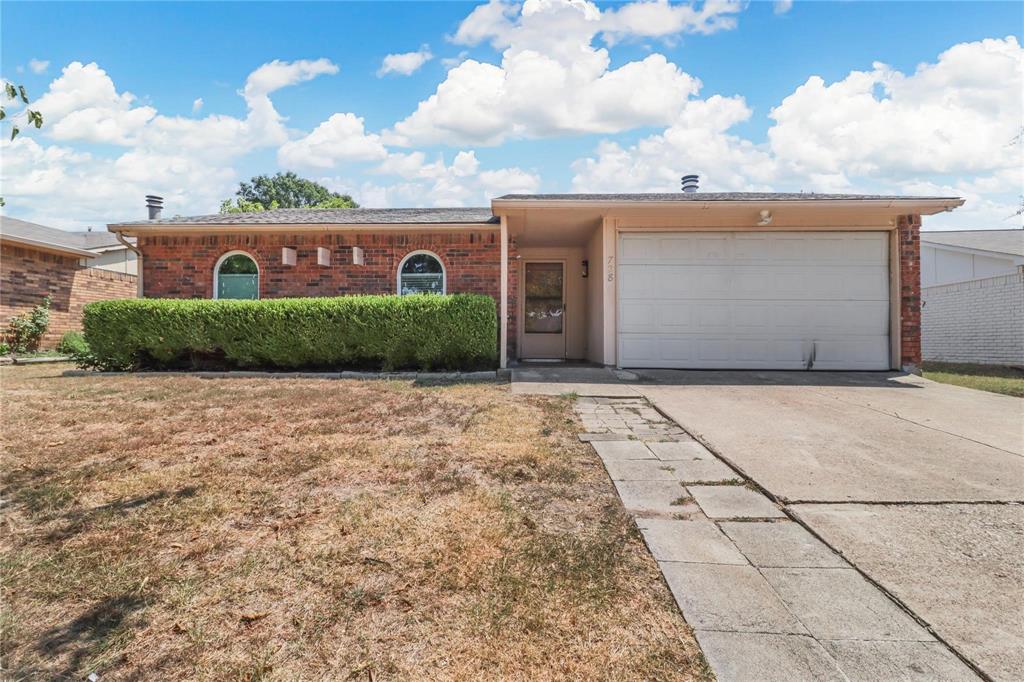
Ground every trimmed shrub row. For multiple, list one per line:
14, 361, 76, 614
81, 294, 498, 371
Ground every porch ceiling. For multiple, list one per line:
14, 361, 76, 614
505, 209, 603, 247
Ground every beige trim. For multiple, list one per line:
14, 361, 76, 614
107, 222, 499, 236
616, 223, 899, 232
499, 216, 509, 369
0, 234, 96, 258
890, 229, 902, 370
602, 216, 617, 366
492, 198, 963, 215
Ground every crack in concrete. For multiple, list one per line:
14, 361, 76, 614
786, 499, 1024, 506
807, 387, 1024, 459
593, 394, 992, 682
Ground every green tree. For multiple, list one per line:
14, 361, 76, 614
223, 172, 358, 212
1, 82, 44, 207
219, 198, 278, 214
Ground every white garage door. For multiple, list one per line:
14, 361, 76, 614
617, 232, 890, 370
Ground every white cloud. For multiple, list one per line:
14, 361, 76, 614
0, 137, 235, 229
441, 51, 470, 69
768, 36, 1022, 177
2, 58, 341, 228
601, 0, 742, 44
359, 149, 540, 206
773, 0, 793, 15
31, 58, 340, 155
31, 62, 157, 145
28, 58, 50, 74
387, 0, 712, 146
571, 94, 777, 193
192, 97, 203, 113
571, 36, 1024, 229
278, 113, 388, 169
377, 46, 434, 77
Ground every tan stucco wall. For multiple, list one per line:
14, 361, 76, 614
585, 227, 605, 364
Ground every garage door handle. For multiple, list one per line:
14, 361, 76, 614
806, 341, 816, 371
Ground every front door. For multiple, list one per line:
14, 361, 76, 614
520, 261, 566, 359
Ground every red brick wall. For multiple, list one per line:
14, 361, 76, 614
897, 214, 922, 369
1, 243, 137, 348
139, 231, 519, 358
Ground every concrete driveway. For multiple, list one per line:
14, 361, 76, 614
631, 370, 1024, 681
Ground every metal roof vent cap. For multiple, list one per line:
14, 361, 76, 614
681, 175, 699, 193
145, 195, 164, 220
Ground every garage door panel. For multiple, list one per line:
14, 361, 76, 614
618, 265, 655, 297
617, 232, 891, 370
695, 236, 731, 260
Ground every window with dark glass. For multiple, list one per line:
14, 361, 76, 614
399, 253, 445, 295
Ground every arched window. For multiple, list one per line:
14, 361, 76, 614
214, 251, 259, 299
397, 251, 445, 295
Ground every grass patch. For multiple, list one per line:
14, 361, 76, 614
1, 363, 707, 680
921, 361, 1024, 398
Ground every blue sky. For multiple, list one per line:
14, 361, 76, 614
2, 1, 1021, 230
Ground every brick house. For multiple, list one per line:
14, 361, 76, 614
107, 192, 964, 371
1, 216, 138, 348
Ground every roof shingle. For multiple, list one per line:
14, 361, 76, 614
111, 207, 498, 226
921, 229, 1024, 257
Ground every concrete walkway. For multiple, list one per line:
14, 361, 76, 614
510, 367, 1021, 681
571, 395, 978, 682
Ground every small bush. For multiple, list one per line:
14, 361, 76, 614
82, 294, 498, 372
5, 296, 51, 353
0, 341, 9, 356
56, 331, 90, 359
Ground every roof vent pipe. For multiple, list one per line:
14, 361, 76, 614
681, 175, 699, 193
145, 195, 164, 220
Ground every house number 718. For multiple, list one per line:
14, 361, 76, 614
607, 256, 615, 282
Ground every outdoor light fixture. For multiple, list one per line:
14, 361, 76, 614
317, 247, 331, 266
582, 259, 589, 278
281, 247, 297, 266
757, 209, 773, 226
352, 246, 365, 265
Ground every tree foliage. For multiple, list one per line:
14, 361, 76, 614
1, 82, 44, 206
221, 172, 359, 213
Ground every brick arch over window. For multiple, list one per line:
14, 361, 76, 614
213, 250, 259, 300
396, 250, 446, 295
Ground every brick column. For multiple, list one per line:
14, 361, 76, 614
897, 214, 922, 371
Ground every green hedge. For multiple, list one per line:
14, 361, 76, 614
81, 295, 497, 371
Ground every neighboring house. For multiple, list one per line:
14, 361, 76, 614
920, 229, 1024, 366
77, 228, 139, 275
107, 192, 964, 372
0, 216, 138, 347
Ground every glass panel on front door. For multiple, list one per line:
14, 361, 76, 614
524, 262, 564, 334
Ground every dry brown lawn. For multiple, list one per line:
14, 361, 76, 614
1, 364, 708, 681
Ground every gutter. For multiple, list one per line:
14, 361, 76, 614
106, 221, 501, 236
0, 234, 96, 259
114, 231, 144, 297
491, 198, 965, 215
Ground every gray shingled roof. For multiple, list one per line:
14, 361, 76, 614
111, 207, 498, 226
496, 192, 961, 202
1, 216, 129, 251
75, 230, 126, 249
921, 229, 1024, 258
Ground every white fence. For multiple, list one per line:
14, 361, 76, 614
922, 268, 1023, 366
